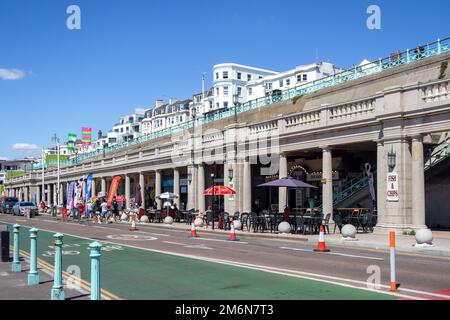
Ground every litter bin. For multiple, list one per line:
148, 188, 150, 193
0, 225, 9, 263
51, 205, 57, 217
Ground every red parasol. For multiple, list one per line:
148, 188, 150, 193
203, 186, 236, 195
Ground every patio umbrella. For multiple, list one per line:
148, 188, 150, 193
257, 177, 317, 219
203, 186, 236, 229
157, 192, 179, 217
134, 184, 142, 207
203, 186, 236, 195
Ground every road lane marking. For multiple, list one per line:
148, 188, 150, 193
5, 221, 450, 300
163, 241, 213, 250
280, 246, 384, 261
163, 241, 188, 246
135, 231, 170, 237
189, 237, 248, 244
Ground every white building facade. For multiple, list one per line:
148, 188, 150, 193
107, 110, 145, 145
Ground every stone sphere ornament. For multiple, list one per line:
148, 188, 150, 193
342, 224, 357, 238
232, 220, 242, 230
120, 213, 128, 221
140, 215, 149, 223
278, 221, 291, 234
415, 228, 433, 246
164, 216, 174, 225
194, 218, 204, 227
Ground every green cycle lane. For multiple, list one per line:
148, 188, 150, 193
4, 223, 393, 300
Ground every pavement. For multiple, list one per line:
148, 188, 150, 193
0, 252, 89, 300
1, 213, 450, 300
108, 218, 450, 258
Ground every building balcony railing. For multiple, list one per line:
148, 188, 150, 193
31, 37, 450, 171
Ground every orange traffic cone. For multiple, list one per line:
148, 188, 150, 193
227, 222, 240, 242
314, 225, 330, 252
130, 219, 138, 231
190, 220, 199, 238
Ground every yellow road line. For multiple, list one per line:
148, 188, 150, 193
11, 246, 121, 300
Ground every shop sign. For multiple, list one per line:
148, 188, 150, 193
386, 173, 399, 202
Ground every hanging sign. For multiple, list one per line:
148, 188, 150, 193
386, 172, 399, 202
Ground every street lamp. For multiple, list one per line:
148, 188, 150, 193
51, 134, 60, 207
388, 148, 396, 173
233, 92, 239, 123
211, 172, 215, 230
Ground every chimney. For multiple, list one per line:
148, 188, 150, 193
169, 98, 178, 104
155, 99, 164, 108
98, 130, 103, 140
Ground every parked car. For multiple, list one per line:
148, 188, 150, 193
12, 201, 38, 216
0, 197, 19, 214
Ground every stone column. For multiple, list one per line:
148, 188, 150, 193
278, 153, 288, 213
155, 170, 162, 210
376, 141, 387, 225
173, 168, 180, 208
322, 147, 333, 218
411, 136, 427, 228
139, 173, 146, 209
59, 183, 64, 206
125, 174, 131, 209
91, 179, 96, 198
243, 158, 252, 213
101, 178, 107, 197
48, 184, 53, 206
197, 164, 206, 212
187, 165, 198, 210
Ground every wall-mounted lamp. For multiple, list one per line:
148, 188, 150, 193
388, 148, 396, 172
187, 172, 193, 185
228, 168, 234, 182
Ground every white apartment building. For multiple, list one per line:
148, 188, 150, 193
141, 99, 192, 135
246, 62, 344, 100
203, 63, 278, 114
107, 110, 145, 145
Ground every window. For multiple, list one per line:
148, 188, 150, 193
279, 80, 284, 87
216, 72, 219, 80
216, 88, 219, 96
247, 74, 252, 81
223, 71, 228, 79
303, 74, 308, 81
286, 79, 290, 86
259, 76, 263, 79
268, 83, 272, 90
297, 74, 308, 82
209, 101, 213, 109
216, 102, 220, 108
237, 87, 242, 96
223, 86, 229, 95
249, 87, 253, 96
224, 102, 229, 108
237, 72, 242, 80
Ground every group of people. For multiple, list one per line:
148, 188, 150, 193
84, 196, 121, 223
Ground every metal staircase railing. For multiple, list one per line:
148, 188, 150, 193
425, 137, 450, 171
333, 173, 370, 206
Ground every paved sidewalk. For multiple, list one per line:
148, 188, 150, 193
0, 254, 89, 300
123, 220, 450, 258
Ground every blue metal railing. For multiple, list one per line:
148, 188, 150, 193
33, 37, 450, 171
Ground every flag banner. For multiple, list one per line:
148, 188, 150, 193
68, 133, 77, 151
73, 179, 83, 206
67, 182, 75, 209
107, 176, 122, 206
82, 127, 92, 146
85, 173, 93, 206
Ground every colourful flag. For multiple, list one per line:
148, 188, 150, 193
107, 176, 122, 206
85, 173, 93, 207
67, 182, 75, 209
68, 133, 77, 151
82, 127, 92, 146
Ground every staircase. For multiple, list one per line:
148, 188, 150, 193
425, 134, 450, 171
333, 173, 372, 207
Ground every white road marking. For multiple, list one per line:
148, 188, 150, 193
163, 241, 188, 246
280, 246, 384, 261
163, 241, 213, 250
189, 237, 248, 244
135, 231, 170, 237
2, 220, 449, 300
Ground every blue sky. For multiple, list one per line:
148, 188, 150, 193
0, 0, 449, 160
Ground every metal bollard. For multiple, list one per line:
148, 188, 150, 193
27, 228, 40, 285
389, 231, 397, 292
51, 233, 65, 300
89, 241, 102, 300
11, 224, 21, 273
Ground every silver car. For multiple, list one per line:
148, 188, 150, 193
12, 202, 38, 216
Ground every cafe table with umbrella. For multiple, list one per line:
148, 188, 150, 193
157, 192, 179, 217
203, 186, 236, 229
257, 177, 317, 221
